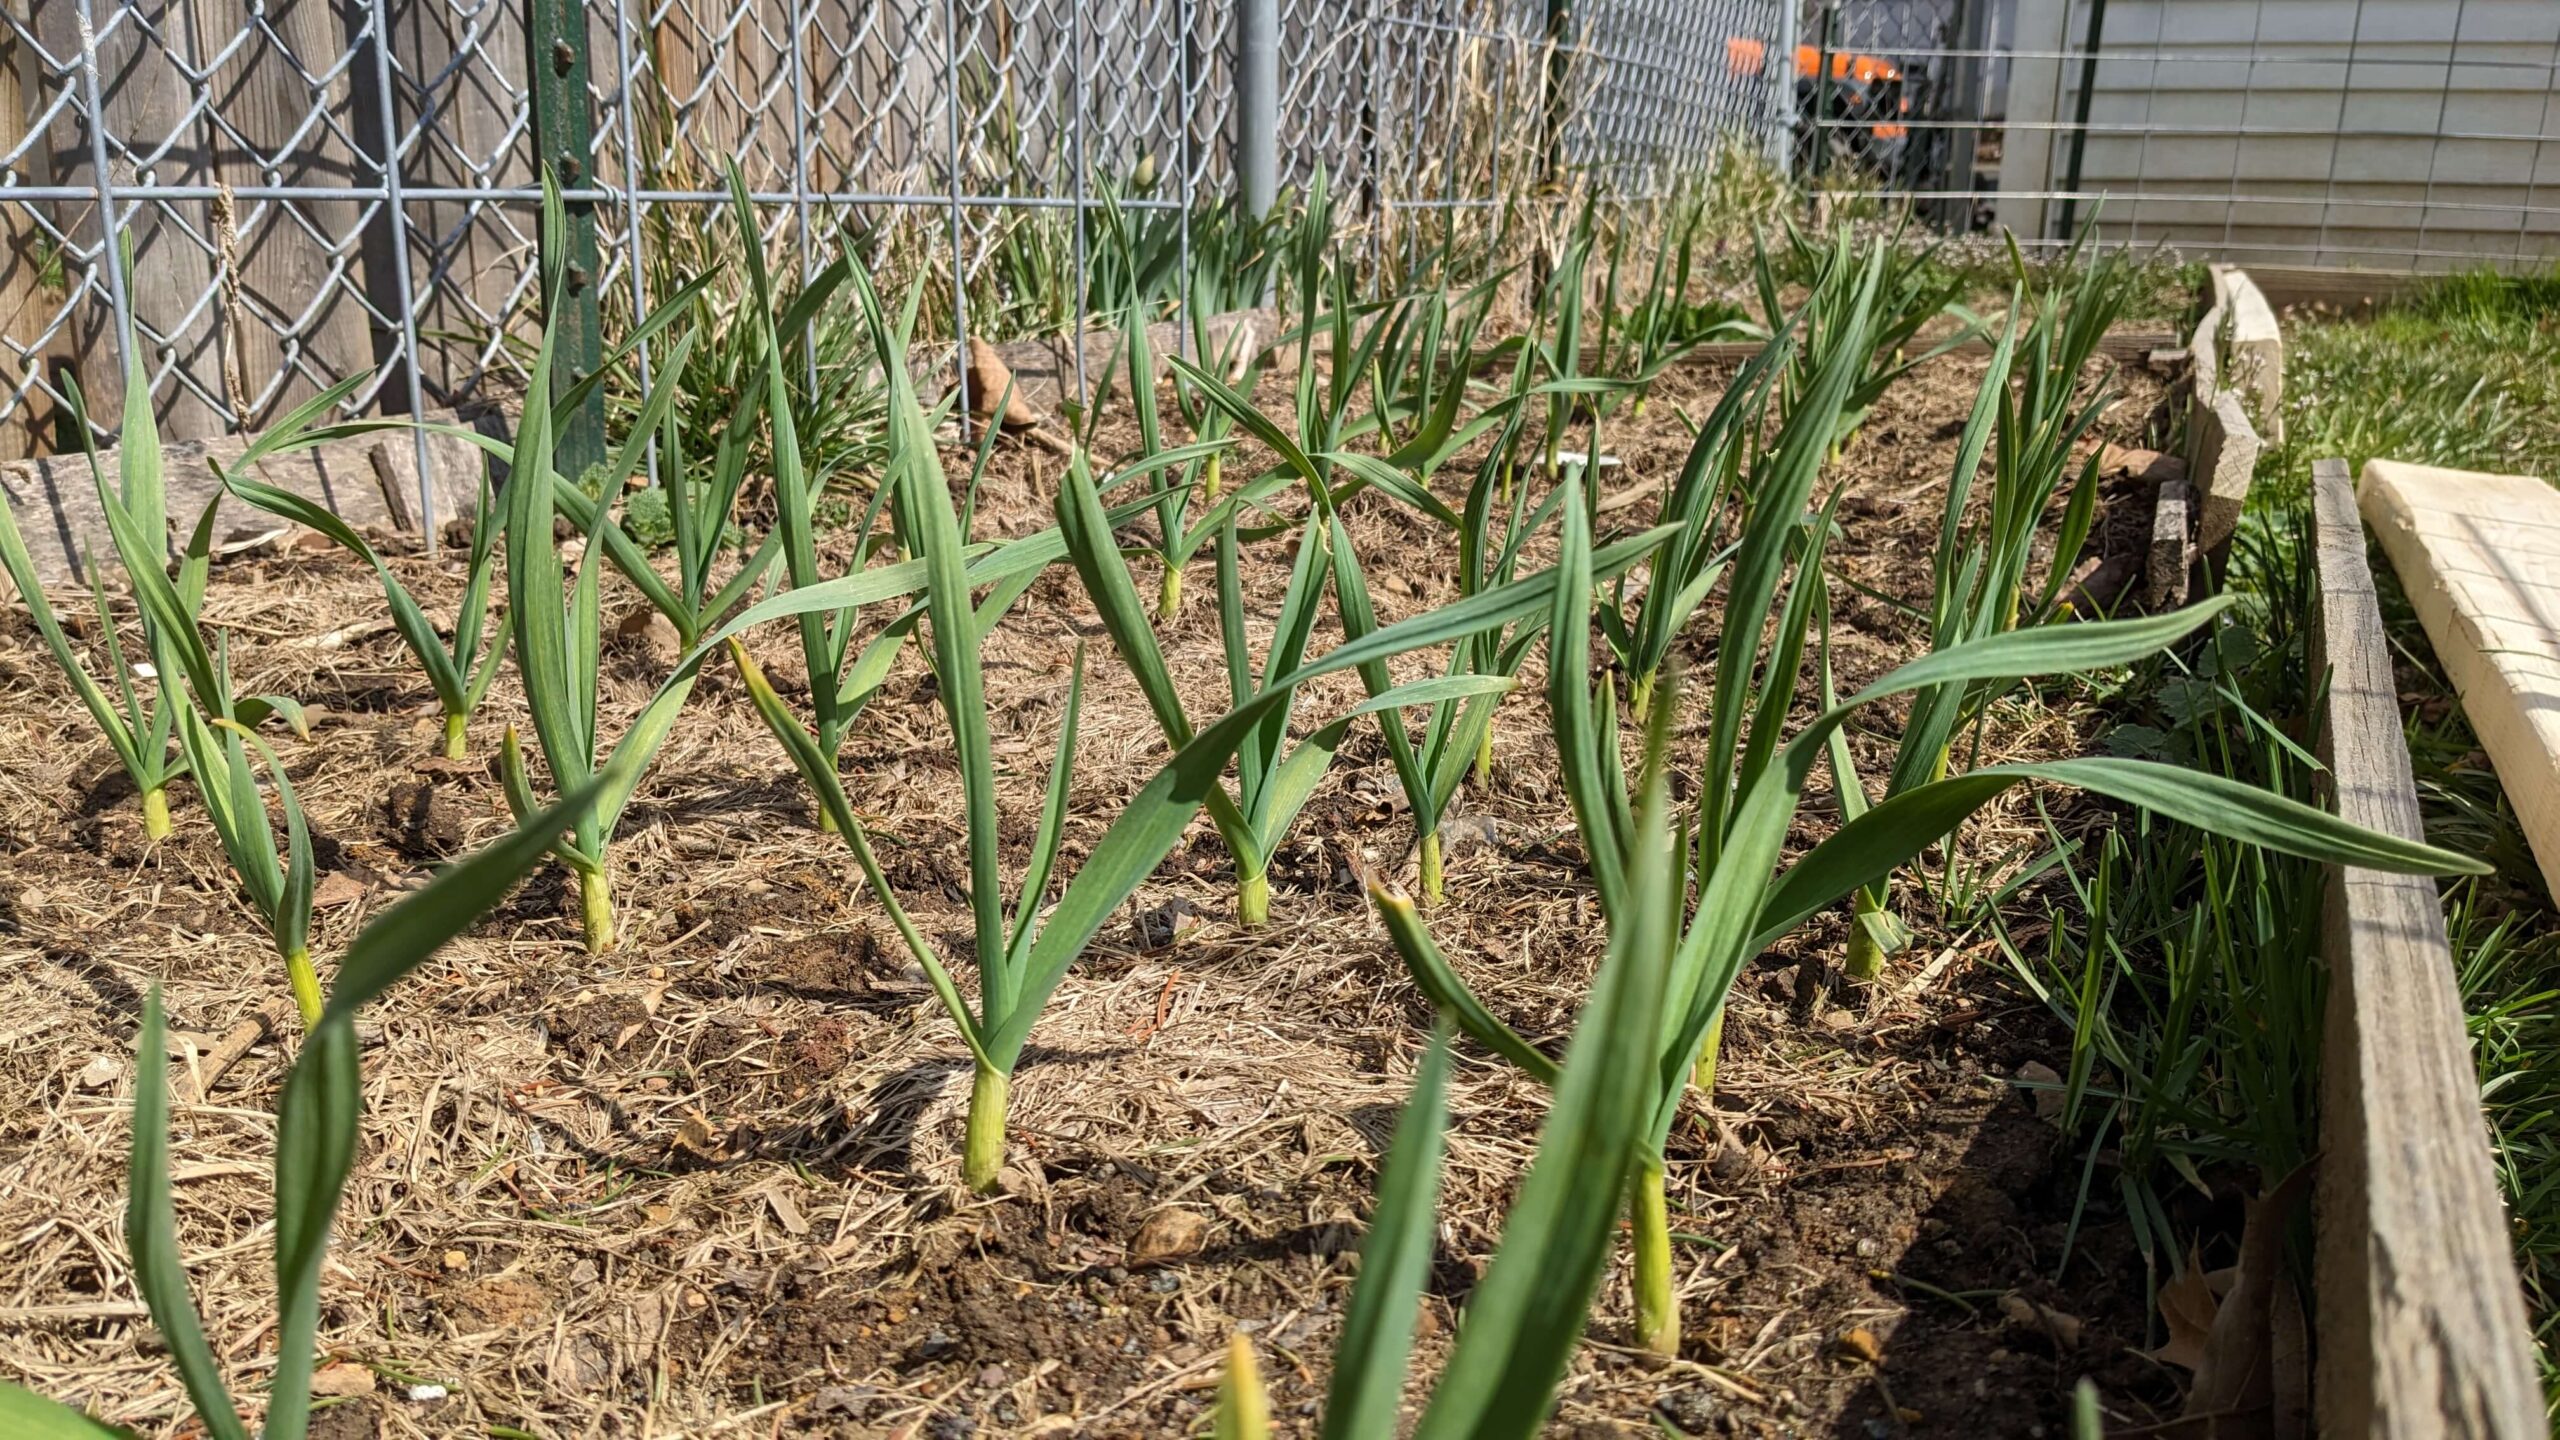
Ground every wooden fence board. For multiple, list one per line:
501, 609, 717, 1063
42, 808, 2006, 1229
35, 0, 223, 443
2308, 455, 2542, 1439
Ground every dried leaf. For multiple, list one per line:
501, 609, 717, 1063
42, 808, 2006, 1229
674, 1111, 724, 1158
2184, 1162, 2318, 1430
311, 870, 369, 908
767, 1186, 810, 1237
2270, 1272, 2309, 1440
2150, 1245, 2218, 1372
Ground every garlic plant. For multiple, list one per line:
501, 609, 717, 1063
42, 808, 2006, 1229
0, 782, 609, 1440
1219, 701, 1680, 1440
220, 465, 507, 762
171, 641, 321, 1024
39, 380, 337, 1022
495, 182, 711, 952
1754, 218, 1972, 453
1837, 242, 2136, 980
0, 338, 349, 838
1379, 462, 2484, 1360
1326, 404, 1568, 903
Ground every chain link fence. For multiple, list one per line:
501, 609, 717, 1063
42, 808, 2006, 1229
0, 0, 1787, 488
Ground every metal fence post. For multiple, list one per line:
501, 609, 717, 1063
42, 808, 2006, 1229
71, 0, 135, 436
364, 0, 443, 551
528, 0, 607, 485
1770, 0, 1799, 177
1808, 0, 1835, 219
2052, 0, 2110, 242
1236, 0, 1278, 216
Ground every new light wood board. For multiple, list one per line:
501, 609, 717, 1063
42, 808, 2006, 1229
2311, 457, 2540, 1438
2360, 457, 2560, 903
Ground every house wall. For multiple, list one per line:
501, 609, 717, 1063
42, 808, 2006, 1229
2010, 0, 2560, 269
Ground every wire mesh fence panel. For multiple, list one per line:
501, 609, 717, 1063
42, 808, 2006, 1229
1807, 0, 2560, 270
0, 0, 1797, 488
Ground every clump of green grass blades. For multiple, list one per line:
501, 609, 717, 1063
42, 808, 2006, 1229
0, 782, 611, 1440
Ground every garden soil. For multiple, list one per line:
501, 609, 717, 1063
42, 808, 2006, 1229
0, 343, 2208, 1437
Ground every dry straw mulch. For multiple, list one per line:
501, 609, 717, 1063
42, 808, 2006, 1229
0, 348, 2184, 1438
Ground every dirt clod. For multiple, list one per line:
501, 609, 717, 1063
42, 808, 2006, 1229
1128, 1208, 1208, 1267
382, 778, 470, 857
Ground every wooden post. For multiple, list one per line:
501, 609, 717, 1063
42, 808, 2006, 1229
526, 0, 606, 484
2305, 457, 2542, 1440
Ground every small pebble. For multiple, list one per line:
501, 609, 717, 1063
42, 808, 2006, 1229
439, 1250, 468, 1271
977, 1364, 1006, 1388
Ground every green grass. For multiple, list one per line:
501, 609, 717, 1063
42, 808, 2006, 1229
1989, 263, 2560, 1375
1993, 507, 2328, 1292
2256, 269, 2560, 508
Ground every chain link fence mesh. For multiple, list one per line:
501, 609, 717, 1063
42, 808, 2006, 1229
0, 0, 1786, 473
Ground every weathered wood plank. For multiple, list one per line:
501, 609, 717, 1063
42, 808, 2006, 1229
383, 0, 527, 407
35, 0, 221, 441
2145, 476, 2189, 609
2190, 387, 2260, 563
2309, 456, 2542, 1440
2210, 264, 2284, 442
0, 418, 486, 592
0, 12, 65, 461
203, 0, 378, 431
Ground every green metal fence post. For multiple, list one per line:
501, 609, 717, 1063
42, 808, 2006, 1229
528, 0, 608, 487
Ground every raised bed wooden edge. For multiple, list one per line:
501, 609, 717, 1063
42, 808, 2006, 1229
2305, 456, 2542, 1438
